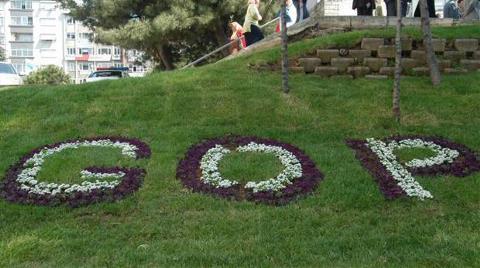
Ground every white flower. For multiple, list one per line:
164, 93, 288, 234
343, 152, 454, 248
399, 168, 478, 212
199, 142, 303, 193
366, 138, 460, 200
16, 139, 139, 196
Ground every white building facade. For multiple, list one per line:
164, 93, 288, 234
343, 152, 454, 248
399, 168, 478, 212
0, 0, 150, 83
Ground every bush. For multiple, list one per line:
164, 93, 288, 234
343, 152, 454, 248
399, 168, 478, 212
24, 65, 70, 85
0, 47, 5, 61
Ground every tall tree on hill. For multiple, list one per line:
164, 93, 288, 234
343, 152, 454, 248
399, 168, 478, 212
55, 0, 252, 69
419, 0, 441, 86
280, 0, 289, 93
393, 0, 403, 122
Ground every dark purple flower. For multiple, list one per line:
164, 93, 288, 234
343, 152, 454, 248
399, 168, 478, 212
346, 135, 480, 199
176, 135, 324, 205
0, 136, 151, 207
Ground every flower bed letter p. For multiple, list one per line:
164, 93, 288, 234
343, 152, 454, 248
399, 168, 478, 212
347, 136, 480, 200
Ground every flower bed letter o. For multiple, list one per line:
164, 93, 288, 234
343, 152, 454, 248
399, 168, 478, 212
177, 136, 324, 205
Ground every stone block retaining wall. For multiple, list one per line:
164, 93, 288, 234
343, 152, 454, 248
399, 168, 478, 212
292, 38, 480, 78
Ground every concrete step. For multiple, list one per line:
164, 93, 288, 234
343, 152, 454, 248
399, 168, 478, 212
363, 58, 387, 72
314, 66, 338, 77
331, 58, 355, 72
298, 58, 322, 73
316, 49, 339, 64
454, 39, 479, 52
460, 59, 480, 71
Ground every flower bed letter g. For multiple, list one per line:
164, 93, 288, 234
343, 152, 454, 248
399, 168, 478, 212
1, 137, 151, 207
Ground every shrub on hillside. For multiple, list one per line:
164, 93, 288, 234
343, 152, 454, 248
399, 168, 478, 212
24, 65, 71, 85
0, 47, 5, 61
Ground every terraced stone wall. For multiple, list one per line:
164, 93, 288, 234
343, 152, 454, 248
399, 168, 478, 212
291, 38, 480, 79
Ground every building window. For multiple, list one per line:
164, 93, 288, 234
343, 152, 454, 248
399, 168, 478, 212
12, 33, 33, 42
79, 63, 91, 71
67, 62, 76, 71
66, 32, 75, 40
98, 48, 111, 55
67, 17, 75, 24
67, 48, 75, 55
78, 33, 93, 40
11, 16, 33, 26
78, 48, 93, 55
96, 62, 112, 69
11, 0, 32, 10
11, 49, 33, 57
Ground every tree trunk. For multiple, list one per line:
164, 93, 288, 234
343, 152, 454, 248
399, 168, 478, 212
280, 0, 289, 94
419, 0, 441, 86
213, 19, 229, 57
157, 45, 175, 70
393, 0, 402, 122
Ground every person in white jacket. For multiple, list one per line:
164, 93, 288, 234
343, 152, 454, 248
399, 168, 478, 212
286, 0, 298, 27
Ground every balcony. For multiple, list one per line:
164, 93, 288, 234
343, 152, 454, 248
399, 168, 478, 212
10, 1, 33, 11
10, 49, 33, 58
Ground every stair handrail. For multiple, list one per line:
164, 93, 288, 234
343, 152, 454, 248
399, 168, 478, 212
182, 17, 280, 69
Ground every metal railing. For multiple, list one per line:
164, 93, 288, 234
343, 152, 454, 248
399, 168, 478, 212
182, 17, 280, 69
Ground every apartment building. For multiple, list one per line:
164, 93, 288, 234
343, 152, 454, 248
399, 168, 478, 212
0, 0, 150, 83
0, 2, 5, 54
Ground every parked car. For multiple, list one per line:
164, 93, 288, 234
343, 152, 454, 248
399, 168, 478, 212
83, 68, 129, 83
0, 62, 23, 86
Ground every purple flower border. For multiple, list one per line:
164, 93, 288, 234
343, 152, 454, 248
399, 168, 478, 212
346, 135, 480, 199
1, 136, 151, 207
176, 135, 324, 205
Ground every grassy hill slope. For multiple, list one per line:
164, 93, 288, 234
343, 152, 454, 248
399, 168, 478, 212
0, 26, 479, 267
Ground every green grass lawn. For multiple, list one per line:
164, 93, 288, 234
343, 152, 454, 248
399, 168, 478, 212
219, 152, 285, 184
0, 27, 479, 267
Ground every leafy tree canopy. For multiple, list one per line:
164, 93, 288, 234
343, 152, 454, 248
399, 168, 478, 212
56, 0, 276, 69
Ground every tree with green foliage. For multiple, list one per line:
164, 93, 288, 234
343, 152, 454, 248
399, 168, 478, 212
24, 65, 71, 85
56, 0, 276, 69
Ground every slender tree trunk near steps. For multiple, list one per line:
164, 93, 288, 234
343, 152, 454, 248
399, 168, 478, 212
419, 0, 441, 86
214, 19, 229, 57
393, 0, 402, 122
280, 0, 289, 94
156, 45, 174, 70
